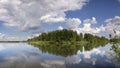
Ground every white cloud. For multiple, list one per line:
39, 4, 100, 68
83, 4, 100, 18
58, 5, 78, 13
0, 52, 42, 67
105, 16, 120, 36
66, 18, 81, 29
27, 33, 40, 39
40, 59, 65, 68
115, 30, 120, 35
105, 16, 120, 26
118, 0, 120, 3
40, 14, 65, 23
77, 46, 105, 64
83, 17, 97, 24
63, 17, 106, 35
57, 26, 64, 30
0, 33, 5, 39
68, 17, 105, 34
0, 0, 88, 31
66, 55, 81, 64
0, 33, 21, 41
74, 23, 105, 35
64, 44, 113, 66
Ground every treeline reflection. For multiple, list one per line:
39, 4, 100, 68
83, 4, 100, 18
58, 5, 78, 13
30, 42, 108, 57
110, 43, 120, 62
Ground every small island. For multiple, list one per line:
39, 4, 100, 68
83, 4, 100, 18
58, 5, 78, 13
27, 29, 120, 56
27, 29, 109, 46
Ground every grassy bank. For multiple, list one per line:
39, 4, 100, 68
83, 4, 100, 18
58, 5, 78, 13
28, 40, 88, 46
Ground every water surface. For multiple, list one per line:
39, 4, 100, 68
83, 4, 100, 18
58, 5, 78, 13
0, 43, 120, 68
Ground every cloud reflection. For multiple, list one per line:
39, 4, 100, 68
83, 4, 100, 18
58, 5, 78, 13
0, 43, 118, 68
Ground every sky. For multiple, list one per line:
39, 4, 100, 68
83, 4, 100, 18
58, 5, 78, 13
0, 0, 120, 41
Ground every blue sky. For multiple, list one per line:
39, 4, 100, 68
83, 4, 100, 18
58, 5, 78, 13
66, 0, 120, 24
0, 0, 120, 41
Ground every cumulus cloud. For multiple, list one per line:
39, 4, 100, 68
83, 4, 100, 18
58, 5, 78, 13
64, 17, 106, 35
83, 17, 97, 24
78, 23, 105, 34
66, 18, 81, 29
105, 16, 120, 32
105, 16, 120, 26
57, 26, 64, 30
0, 0, 88, 31
105, 16, 120, 36
71, 17, 105, 35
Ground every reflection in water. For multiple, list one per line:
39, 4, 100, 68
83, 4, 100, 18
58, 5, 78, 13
0, 43, 120, 68
0, 43, 43, 68
32, 43, 83, 57
110, 43, 120, 68
32, 42, 107, 57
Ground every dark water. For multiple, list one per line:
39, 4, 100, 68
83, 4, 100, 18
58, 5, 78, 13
0, 43, 120, 68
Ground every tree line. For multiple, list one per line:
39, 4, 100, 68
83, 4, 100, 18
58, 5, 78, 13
28, 29, 109, 44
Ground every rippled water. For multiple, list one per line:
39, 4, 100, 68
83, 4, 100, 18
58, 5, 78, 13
0, 43, 120, 68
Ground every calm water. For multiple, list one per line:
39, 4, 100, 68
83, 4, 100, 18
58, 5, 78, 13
0, 43, 120, 68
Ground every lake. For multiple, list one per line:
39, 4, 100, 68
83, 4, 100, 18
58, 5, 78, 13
0, 43, 120, 68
